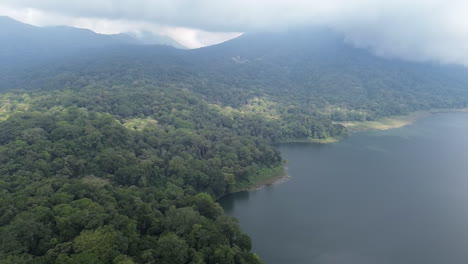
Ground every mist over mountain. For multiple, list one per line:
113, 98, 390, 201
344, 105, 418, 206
128, 31, 187, 49
0, 16, 184, 65
0, 16, 135, 54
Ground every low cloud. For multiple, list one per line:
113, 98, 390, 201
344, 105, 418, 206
1, 0, 468, 64
0, 5, 241, 48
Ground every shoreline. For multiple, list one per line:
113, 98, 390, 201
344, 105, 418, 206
245, 167, 290, 192
280, 137, 342, 144
223, 108, 468, 196
338, 107, 468, 133
337, 113, 423, 132
227, 164, 290, 195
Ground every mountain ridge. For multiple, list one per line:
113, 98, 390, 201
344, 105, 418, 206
0, 16, 185, 49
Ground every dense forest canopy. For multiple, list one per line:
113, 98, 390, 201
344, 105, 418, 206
1, 17, 468, 263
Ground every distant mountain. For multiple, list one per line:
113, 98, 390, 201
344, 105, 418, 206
0, 16, 136, 53
0, 16, 185, 67
130, 31, 187, 49
0, 16, 190, 90
0, 16, 185, 49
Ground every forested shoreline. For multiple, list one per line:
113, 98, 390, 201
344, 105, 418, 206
0, 86, 281, 263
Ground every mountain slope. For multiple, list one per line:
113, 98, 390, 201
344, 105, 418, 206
0, 16, 136, 61
0, 16, 185, 68
189, 28, 468, 114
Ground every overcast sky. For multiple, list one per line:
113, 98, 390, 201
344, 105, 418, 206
1, 0, 468, 65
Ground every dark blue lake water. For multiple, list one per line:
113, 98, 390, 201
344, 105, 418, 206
220, 112, 468, 264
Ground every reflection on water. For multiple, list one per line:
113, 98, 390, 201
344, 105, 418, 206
220, 191, 250, 212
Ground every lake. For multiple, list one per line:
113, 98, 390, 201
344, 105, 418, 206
220, 112, 468, 264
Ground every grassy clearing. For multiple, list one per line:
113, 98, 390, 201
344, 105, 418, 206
280, 137, 342, 144
337, 108, 468, 132
337, 114, 422, 132
276, 108, 468, 146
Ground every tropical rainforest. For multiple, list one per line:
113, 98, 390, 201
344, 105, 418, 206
1, 17, 468, 263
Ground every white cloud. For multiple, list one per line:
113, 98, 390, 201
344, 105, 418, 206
1, 0, 468, 64
0, 5, 240, 48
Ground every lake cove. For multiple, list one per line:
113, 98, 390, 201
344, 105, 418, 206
220, 112, 468, 264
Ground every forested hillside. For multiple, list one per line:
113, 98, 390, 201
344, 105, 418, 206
1, 18, 468, 263
0, 85, 282, 263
